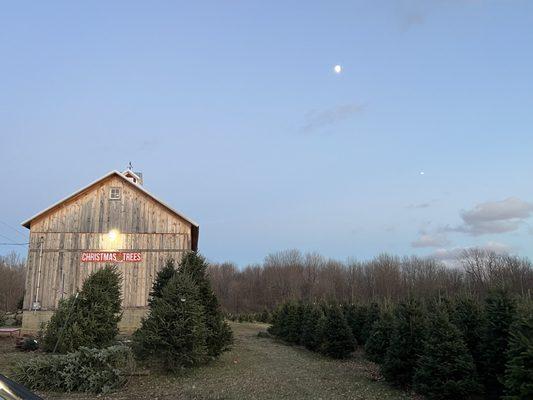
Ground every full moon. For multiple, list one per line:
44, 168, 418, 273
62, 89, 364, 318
334, 64, 342, 74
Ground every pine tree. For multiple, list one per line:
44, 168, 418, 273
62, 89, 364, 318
480, 289, 517, 399
503, 299, 533, 400
413, 308, 481, 400
285, 301, 304, 344
361, 302, 380, 345
42, 265, 122, 353
268, 302, 289, 337
148, 258, 176, 306
343, 304, 366, 345
381, 299, 427, 387
178, 252, 233, 357
364, 306, 394, 364
321, 303, 355, 359
450, 295, 484, 368
132, 272, 208, 371
301, 303, 326, 351
259, 309, 271, 323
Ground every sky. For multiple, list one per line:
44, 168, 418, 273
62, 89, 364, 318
1, 1, 533, 266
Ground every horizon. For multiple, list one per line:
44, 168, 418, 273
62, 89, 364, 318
1, 1, 533, 266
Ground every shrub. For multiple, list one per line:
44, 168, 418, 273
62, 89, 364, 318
321, 303, 355, 359
18, 337, 39, 351
503, 299, 533, 400
132, 272, 208, 371
480, 289, 517, 399
179, 252, 233, 357
42, 265, 122, 353
12, 345, 134, 394
413, 308, 481, 400
364, 306, 394, 364
381, 299, 427, 387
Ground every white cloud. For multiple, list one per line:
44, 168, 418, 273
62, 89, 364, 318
448, 197, 533, 236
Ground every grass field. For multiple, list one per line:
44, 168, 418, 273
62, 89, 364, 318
0, 323, 414, 400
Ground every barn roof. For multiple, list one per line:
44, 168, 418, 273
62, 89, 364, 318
21, 170, 199, 250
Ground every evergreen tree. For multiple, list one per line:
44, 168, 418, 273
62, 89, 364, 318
132, 272, 207, 370
321, 303, 355, 359
361, 302, 380, 345
42, 265, 122, 353
503, 299, 533, 400
480, 289, 517, 399
300, 303, 326, 351
148, 258, 176, 306
381, 299, 427, 387
285, 301, 304, 344
178, 252, 233, 357
268, 302, 289, 337
413, 308, 481, 400
450, 295, 484, 368
364, 306, 394, 364
343, 304, 367, 345
259, 309, 271, 323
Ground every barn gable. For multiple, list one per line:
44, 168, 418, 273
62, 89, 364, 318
22, 170, 199, 250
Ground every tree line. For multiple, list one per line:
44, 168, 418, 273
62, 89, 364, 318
208, 248, 533, 314
0, 251, 25, 312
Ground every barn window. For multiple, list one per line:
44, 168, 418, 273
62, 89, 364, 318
109, 187, 121, 200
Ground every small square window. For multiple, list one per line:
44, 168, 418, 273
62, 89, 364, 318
109, 187, 121, 200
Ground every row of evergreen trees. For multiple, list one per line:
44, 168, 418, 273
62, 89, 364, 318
41, 252, 233, 371
269, 291, 533, 400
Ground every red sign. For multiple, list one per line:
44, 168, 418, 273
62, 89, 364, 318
80, 252, 142, 263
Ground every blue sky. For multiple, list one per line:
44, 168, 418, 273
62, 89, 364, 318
1, 1, 533, 265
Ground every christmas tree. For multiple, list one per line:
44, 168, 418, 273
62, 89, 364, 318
364, 305, 394, 364
300, 303, 326, 351
480, 289, 517, 399
42, 265, 122, 353
321, 303, 355, 359
413, 308, 481, 399
178, 252, 233, 357
132, 272, 207, 370
381, 299, 427, 387
503, 299, 533, 400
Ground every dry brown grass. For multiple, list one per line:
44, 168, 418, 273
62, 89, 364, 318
0, 323, 415, 400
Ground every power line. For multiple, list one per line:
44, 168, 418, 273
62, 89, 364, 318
0, 219, 27, 239
0, 232, 18, 243
0, 242, 29, 246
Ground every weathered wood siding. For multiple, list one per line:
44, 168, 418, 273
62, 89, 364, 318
23, 176, 193, 311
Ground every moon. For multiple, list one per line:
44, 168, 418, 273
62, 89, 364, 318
333, 64, 342, 74
420, 171, 425, 175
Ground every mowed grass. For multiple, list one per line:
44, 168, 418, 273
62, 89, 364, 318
0, 323, 414, 400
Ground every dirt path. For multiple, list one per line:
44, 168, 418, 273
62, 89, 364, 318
1, 323, 413, 400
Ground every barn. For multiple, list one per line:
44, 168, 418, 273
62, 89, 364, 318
20, 169, 199, 333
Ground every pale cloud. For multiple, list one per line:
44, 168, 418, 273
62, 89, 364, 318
447, 197, 533, 236
406, 202, 431, 209
300, 104, 364, 133
411, 233, 450, 248
431, 241, 514, 262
